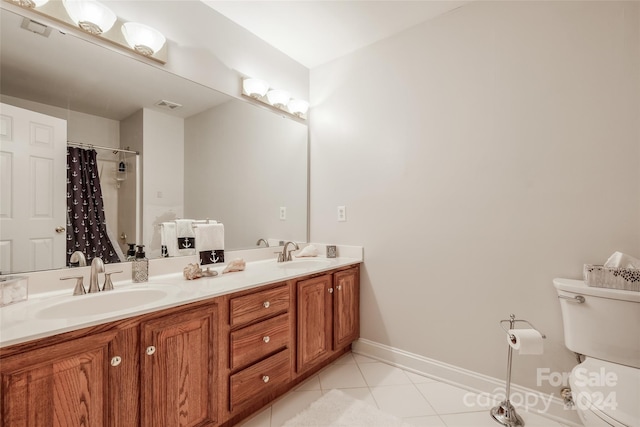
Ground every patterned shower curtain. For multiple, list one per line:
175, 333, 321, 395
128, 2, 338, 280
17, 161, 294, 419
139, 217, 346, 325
66, 147, 120, 265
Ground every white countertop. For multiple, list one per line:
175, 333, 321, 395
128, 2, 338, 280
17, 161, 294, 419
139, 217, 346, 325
0, 256, 361, 348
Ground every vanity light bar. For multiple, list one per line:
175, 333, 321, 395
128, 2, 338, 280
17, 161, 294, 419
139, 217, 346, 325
9, 0, 167, 63
242, 77, 309, 120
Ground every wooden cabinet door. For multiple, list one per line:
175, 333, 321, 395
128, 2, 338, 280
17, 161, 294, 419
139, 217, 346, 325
334, 267, 360, 350
297, 274, 333, 373
141, 305, 218, 427
0, 331, 116, 427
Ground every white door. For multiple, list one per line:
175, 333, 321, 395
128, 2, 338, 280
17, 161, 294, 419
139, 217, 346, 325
0, 103, 67, 274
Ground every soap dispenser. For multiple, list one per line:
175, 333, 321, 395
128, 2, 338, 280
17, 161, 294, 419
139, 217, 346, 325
132, 245, 148, 283
126, 243, 136, 261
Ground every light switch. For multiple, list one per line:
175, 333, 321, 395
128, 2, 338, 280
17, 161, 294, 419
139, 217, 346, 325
337, 206, 346, 222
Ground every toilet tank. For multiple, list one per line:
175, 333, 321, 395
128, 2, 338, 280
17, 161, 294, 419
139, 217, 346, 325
553, 278, 640, 369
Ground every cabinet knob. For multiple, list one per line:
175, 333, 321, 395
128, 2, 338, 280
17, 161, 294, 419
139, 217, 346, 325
263, 336, 270, 343
263, 301, 270, 308
337, 285, 342, 291
146, 345, 156, 356
328, 288, 334, 294
110, 356, 122, 367
262, 375, 270, 383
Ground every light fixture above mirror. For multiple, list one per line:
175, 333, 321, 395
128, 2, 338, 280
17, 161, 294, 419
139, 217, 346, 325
5, 0, 167, 63
62, 0, 116, 35
122, 22, 166, 56
242, 77, 309, 120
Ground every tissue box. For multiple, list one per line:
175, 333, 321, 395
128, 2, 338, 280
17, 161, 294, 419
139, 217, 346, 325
0, 276, 28, 307
583, 265, 640, 292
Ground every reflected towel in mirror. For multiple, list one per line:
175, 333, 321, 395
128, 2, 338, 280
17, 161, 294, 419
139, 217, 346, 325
175, 219, 196, 255
160, 222, 179, 257
195, 223, 224, 265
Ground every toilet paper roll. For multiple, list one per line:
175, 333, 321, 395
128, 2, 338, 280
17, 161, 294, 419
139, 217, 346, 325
508, 329, 543, 355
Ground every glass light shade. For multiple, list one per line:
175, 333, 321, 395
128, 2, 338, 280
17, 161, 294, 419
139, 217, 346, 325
122, 22, 166, 56
266, 89, 290, 108
243, 78, 269, 99
287, 99, 309, 117
63, 0, 117, 35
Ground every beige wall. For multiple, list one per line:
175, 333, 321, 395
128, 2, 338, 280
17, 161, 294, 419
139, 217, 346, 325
309, 1, 640, 394
184, 101, 308, 249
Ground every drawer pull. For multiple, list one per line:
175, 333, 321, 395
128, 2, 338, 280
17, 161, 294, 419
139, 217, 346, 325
146, 345, 156, 356
263, 336, 270, 343
110, 356, 122, 367
262, 375, 270, 383
263, 301, 270, 308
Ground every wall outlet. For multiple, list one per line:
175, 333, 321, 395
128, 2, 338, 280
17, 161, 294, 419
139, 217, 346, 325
279, 207, 287, 220
337, 206, 346, 222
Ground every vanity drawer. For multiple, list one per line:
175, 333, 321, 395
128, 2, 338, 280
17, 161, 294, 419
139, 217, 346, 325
230, 313, 290, 370
230, 285, 289, 327
230, 349, 291, 411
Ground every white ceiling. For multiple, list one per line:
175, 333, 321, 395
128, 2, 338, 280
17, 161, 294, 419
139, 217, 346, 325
202, 1, 469, 69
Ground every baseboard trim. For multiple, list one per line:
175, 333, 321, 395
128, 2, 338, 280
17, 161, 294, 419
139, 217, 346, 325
352, 339, 582, 426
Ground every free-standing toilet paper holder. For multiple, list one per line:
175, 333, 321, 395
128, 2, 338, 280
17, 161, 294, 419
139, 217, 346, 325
490, 314, 546, 427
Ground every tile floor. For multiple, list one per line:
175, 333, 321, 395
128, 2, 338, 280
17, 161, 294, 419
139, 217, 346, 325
238, 352, 573, 427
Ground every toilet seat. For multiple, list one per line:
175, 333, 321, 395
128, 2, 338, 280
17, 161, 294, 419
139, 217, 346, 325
570, 358, 640, 427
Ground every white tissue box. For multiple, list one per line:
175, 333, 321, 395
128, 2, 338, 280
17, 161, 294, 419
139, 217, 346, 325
583, 265, 640, 292
0, 276, 29, 307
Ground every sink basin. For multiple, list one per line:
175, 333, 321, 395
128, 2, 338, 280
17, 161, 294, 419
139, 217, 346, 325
277, 259, 332, 270
35, 285, 180, 319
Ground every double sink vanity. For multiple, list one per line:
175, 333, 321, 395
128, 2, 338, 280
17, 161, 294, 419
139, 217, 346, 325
0, 248, 362, 427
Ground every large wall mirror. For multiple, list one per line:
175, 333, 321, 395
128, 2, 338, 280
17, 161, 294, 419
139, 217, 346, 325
0, 5, 308, 275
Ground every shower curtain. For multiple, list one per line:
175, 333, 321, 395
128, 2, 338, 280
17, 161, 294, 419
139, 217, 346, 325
66, 147, 120, 265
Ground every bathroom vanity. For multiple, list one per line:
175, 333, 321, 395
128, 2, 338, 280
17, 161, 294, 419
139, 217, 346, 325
0, 257, 360, 427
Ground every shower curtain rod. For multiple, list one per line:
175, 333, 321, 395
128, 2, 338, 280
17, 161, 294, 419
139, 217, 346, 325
67, 141, 139, 155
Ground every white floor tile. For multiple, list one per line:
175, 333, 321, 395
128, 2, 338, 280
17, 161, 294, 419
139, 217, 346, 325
352, 352, 378, 364
270, 390, 322, 427
236, 352, 573, 427
439, 410, 501, 427
294, 375, 321, 391
331, 352, 357, 364
318, 361, 368, 389
404, 415, 448, 427
416, 382, 485, 415
327, 387, 378, 407
405, 371, 438, 384
359, 361, 414, 387
237, 406, 271, 427
520, 410, 567, 427
370, 384, 437, 418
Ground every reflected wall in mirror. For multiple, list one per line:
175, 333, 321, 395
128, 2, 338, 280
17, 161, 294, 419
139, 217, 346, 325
0, 5, 308, 275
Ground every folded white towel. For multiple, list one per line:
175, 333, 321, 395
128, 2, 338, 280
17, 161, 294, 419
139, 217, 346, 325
175, 219, 195, 255
160, 222, 179, 257
195, 223, 224, 265
604, 251, 640, 269
296, 244, 319, 257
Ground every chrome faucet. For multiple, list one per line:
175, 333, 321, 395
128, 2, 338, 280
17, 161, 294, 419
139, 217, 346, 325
88, 257, 104, 293
70, 251, 87, 267
281, 241, 299, 262
256, 238, 269, 247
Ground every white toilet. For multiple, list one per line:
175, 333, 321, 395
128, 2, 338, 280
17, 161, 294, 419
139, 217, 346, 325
554, 278, 640, 427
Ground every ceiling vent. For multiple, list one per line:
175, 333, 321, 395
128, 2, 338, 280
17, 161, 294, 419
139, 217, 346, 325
155, 100, 182, 110
21, 18, 52, 37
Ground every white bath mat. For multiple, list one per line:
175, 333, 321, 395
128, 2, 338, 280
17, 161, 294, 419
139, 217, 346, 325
282, 389, 414, 427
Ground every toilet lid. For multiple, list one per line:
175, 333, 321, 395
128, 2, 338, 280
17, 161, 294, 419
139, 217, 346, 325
570, 358, 640, 427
